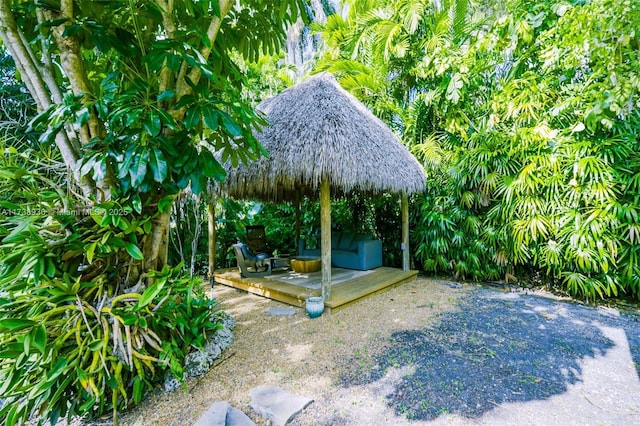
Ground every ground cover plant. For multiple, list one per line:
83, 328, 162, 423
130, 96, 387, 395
0, 142, 222, 424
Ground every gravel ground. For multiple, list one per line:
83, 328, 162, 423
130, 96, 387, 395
120, 278, 640, 426
339, 288, 640, 423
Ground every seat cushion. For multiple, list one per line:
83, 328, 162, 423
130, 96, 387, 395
338, 232, 355, 250
332, 249, 359, 267
331, 231, 340, 250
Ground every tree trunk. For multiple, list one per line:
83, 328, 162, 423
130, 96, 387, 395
0, 0, 97, 198
294, 189, 301, 253
401, 194, 410, 271
143, 212, 170, 273
208, 201, 216, 286
189, 202, 202, 278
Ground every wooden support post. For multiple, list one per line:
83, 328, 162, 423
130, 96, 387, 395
320, 178, 332, 301
401, 194, 410, 272
295, 188, 301, 254
207, 201, 216, 287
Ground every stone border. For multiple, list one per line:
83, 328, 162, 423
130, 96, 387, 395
163, 312, 236, 393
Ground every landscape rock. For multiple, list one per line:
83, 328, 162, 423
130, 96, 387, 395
163, 312, 236, 393
249, 386, 313, 426
163, 376, 182, 393
438, 280, 463, 289
193, 401, 255, 426
219, 312, 236, 330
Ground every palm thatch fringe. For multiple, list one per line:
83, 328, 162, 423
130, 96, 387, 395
215, 72, 426, 201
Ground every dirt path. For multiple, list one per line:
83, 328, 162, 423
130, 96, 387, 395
121, 278, 640, 425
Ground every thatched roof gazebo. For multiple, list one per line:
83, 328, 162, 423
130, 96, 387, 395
211, 72, 426, 301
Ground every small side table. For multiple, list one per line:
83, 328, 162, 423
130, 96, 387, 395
269, 254, 291, 270
290, 256, 321, 273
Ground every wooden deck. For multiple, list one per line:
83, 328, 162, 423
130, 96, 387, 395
213, 266, 418, 313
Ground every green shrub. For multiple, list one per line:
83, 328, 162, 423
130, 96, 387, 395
409, 0, 640, 300
0, 160, 221, 425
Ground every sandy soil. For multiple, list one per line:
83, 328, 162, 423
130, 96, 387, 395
120, 277, 466, 425
120, 277, 640, 426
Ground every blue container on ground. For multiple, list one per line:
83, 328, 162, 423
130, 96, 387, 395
305, 297, 324, 318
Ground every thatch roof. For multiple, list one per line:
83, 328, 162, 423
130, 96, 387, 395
218, 72, 426, 201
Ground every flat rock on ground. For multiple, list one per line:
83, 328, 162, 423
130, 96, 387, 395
193, 401, 255, 426
249, 386, 312, 425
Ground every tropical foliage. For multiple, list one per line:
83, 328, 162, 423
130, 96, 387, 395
0, 138, 222, 424
318, 0, 640, 299
1, 0, 639, 422
0, 1, 311, 424
0, 0, 309, 273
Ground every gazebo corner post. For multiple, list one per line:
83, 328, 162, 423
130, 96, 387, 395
295, 188, 301, 255
401, 193, 410, 272
320, 177, 332, 302
207, 200, 216, 287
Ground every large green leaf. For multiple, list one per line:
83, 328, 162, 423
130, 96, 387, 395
31, 324, 47, 354
144, 111, 162, 136
190, 169, 204, 194
0, 318, 36, 331
199, 150, 226, 181
184, 105, 201, 130
149, 148, 168, 182
130, 149, 150, 187
138, 278, 165, 308
133, 376, 145, 404
125, 243, 144, 260
202, 105, 219, 131
219, 111, 242, 136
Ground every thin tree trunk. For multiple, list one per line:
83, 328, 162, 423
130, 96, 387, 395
0, 0, 97, 198
320, 178, 332, 301
45, 1, 105, 144
401, 194, 410, 271
170, 202, 185, 264
173, 0, 234, 107
294, 190, 301, 253
190, 199, 202, 277
207, 201, 216, 286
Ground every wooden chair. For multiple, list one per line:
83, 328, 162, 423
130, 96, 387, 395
246, 225, 271, 255
232, 243, 272, 278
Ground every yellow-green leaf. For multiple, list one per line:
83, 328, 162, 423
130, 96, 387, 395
33, 325, 47, 354
125, 243, 144, 260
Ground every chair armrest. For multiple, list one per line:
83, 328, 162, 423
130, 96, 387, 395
357, 239, 382, 254
356, 239, 383, 269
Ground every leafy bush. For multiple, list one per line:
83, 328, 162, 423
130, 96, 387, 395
319, 0, 640, 300
431, 0, 640, 299
0, 152, 221, 425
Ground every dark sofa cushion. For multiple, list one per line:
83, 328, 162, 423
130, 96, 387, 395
331, 231, 340, 249
338, 232, 355, 250
350, 234, 372, 250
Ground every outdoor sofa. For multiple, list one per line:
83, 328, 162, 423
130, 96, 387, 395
297, 231, 383, 270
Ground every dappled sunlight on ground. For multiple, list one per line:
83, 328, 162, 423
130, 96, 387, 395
284, 344, 314, 363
